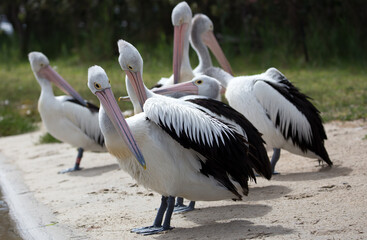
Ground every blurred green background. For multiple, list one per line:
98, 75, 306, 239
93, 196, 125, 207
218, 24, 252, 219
0, 0, 366, 136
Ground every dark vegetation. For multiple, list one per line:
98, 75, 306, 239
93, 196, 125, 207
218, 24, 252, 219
0, 0, 366, 136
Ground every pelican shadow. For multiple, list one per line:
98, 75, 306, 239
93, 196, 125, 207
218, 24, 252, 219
181, 203, 271, 225
157, 219, 293, 239
68, 163, 119, 177
273, 165, 352, 182
246, 185, 292, 202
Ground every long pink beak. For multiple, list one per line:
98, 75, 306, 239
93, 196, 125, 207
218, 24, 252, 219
95, 88, 146, 169
119, 81, 198, 101
124, 71, 147, 110
202, 31, 233, 76
173, 23, 189, 84
38, 66, 86, 106
152, 81, 198, 95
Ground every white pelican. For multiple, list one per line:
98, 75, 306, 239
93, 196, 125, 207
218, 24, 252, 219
203, 67, 333, 173
190, 13, 233, 76
119, 76, 222, 102
110, 40, 271, 234
29, 52, 106, 173
154, 1, 194, 87
154, 2, 232, 88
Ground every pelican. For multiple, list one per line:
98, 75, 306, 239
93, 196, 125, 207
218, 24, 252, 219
29, 52, 106, 173
154, 1, 194, 87
154, 2, 232, 89
190, 13, 233, 75
119, 76, 222, 102
110, 40, 271, 234
203, 67, 333, 173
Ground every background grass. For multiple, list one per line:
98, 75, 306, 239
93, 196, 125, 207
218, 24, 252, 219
0, 53, 366, 137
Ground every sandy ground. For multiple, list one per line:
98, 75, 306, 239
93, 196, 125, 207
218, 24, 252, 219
0, 120, 366, 240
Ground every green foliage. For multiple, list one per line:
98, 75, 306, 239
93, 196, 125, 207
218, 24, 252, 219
0, 105, 37, 136
38, 133, 61, 144
0, 54, 366, 136
1, 1, 366, 65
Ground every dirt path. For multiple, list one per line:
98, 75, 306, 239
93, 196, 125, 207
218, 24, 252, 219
0, 120, 366, 239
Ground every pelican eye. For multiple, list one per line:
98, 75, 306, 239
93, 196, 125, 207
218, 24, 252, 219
209, 25, 213, 30
40, 63, 45, 67
94, 82, 102, 90
195, 79, 203, 85
128, 65, 134, 70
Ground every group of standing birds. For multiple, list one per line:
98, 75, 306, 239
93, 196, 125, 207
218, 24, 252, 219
29, 1, 332, 235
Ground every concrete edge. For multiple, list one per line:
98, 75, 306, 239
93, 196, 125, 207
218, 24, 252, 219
0, 153, 84, 240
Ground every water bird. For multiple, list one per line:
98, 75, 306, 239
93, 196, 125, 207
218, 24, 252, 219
204, 67, 333, 173
115, 40, 271, 233
29, 52, 106, 173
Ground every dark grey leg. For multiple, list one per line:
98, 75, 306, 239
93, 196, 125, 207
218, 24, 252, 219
162, 197, 175, 229
131, 195, 174, 235
174, 197, 196, 213
270, 148, 281, 175
58, 148, 84, 174
175, 197, 184, 207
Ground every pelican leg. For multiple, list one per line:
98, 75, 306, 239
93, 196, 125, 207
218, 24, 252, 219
58, 148, 84, 174
270, 148, 281, 175
131, 196, 174, 235
174, 197, 196, 213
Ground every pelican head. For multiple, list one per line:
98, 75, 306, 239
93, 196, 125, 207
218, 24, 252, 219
28, 51, 86, 106
117, 39, 148, 112
87, 65, 146, 169
172, 1, 192, 84
125, 75, 223, 101
191, 14, 233, 76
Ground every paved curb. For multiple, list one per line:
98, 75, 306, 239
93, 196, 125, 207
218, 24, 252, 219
0, 153, 81, 240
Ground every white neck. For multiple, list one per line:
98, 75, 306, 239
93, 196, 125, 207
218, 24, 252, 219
180, 24, 194, 83
37, 76, 55, 100
191, 31, 212, 73
126, 76, 154, 114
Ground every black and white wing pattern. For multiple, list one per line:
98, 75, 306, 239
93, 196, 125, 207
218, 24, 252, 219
144, 96, 270, 198
185, 97, 272, 180
57, 95, 105, 148
255, 68, 331, 164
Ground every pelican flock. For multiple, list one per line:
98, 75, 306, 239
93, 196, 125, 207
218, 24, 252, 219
26, 0, 333, 237
88, 37, 271, 234
29, 52, 106, 173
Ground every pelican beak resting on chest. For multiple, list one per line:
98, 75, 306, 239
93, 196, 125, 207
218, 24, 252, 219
39, 65, 87, 106
124, 70, 147, 110
29, 51, 87, 106
88, 66, 146, 169
173, 22, 189, 84
172, 2, 192, 84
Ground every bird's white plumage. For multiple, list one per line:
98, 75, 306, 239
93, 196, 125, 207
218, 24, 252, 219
144, 96, 233, 147
30, 52, 106, 153
114, 39, 271, 204
38, 94, 104, 151
253, 80, 312, 144
214, 68, 320, 159
99, 105, 239, 201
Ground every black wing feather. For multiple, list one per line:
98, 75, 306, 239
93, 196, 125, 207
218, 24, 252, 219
65, 98, 99, 113
264, 76, 332, 166
187, 98, 272, 180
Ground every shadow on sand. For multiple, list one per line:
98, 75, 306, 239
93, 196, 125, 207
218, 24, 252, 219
67, 163, 120, 177
158, 219, 292, 239
272, 165, 352, 182
246, 185, 292, 202
179, 203, 271, 224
